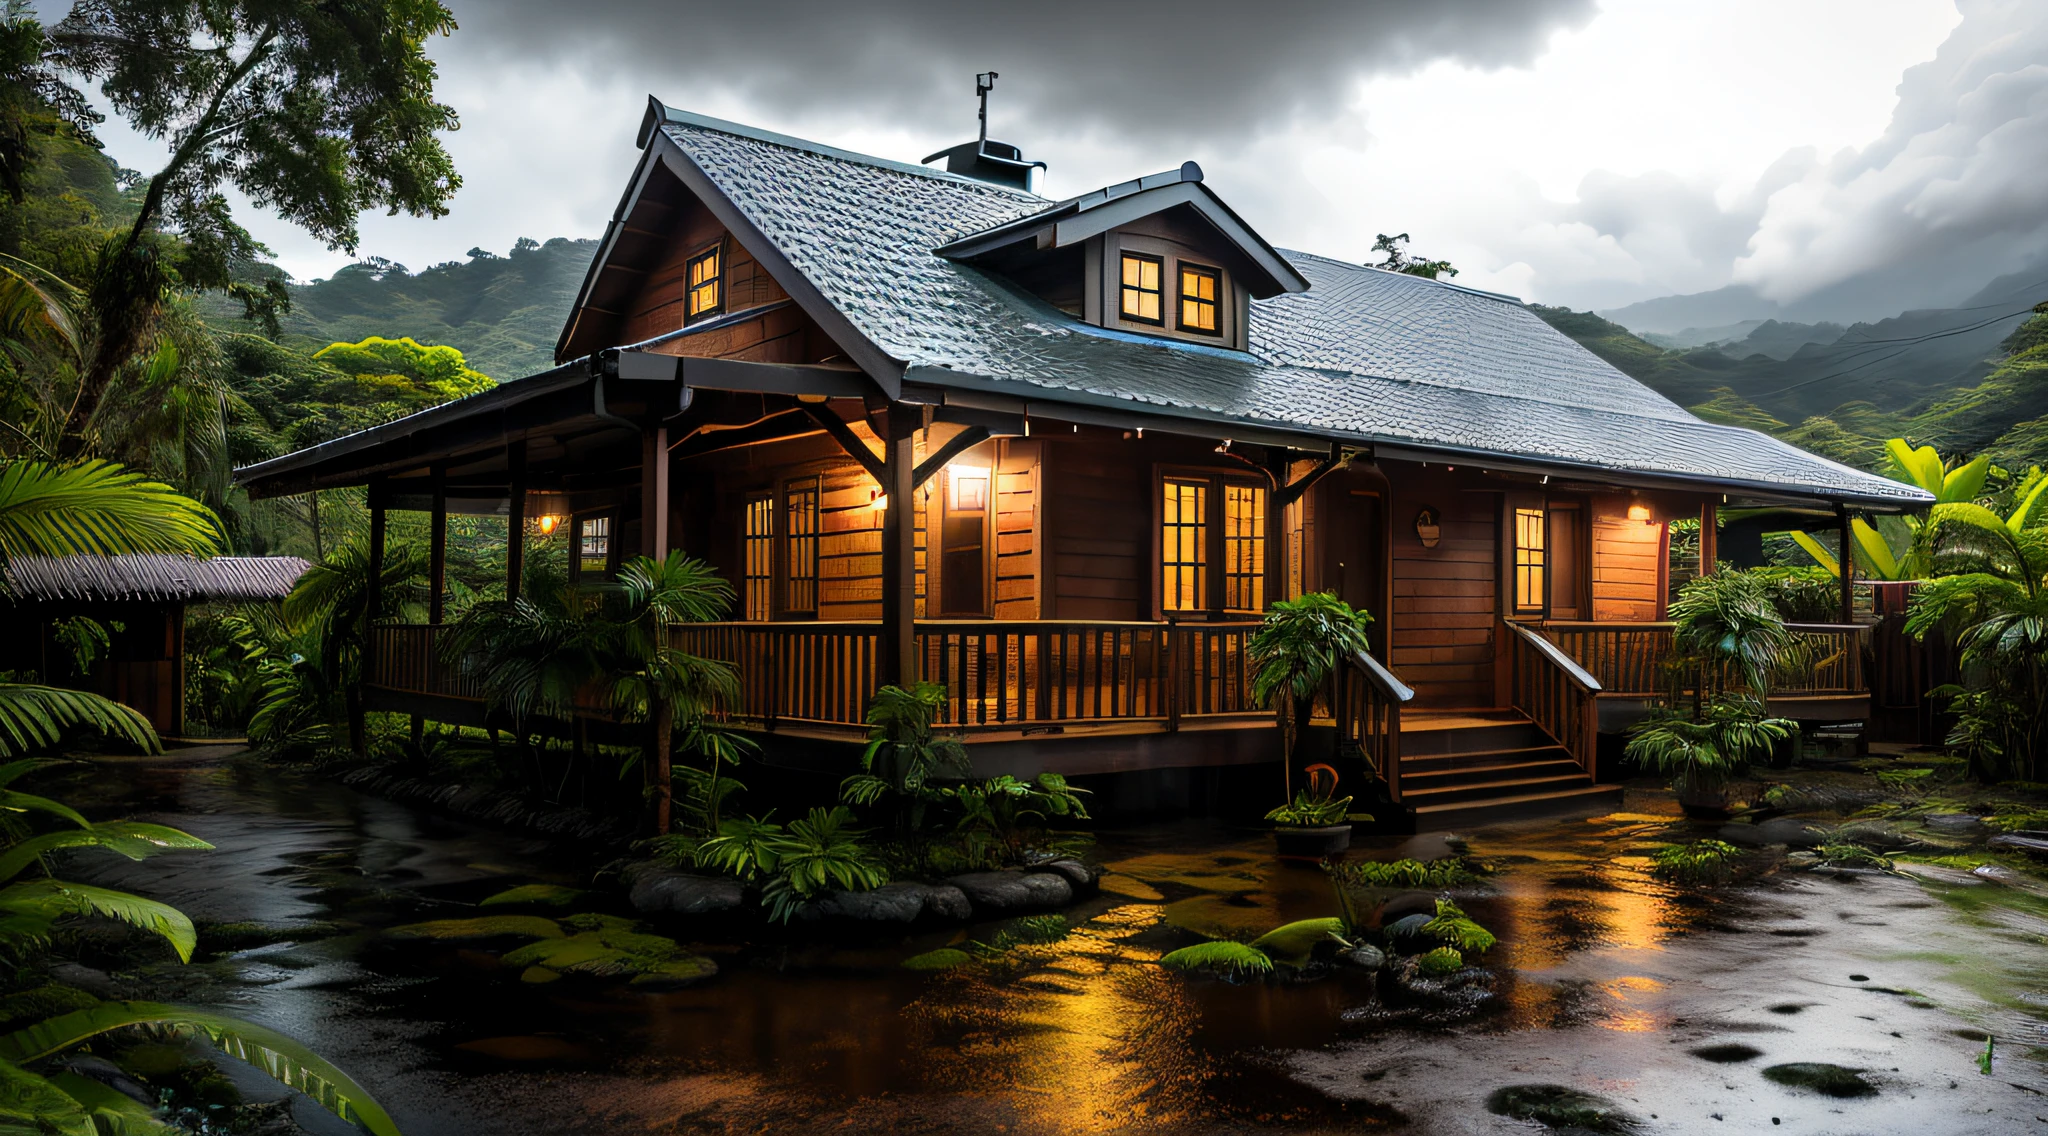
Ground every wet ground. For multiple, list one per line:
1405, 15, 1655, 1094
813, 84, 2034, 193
49, 749, 2048, 1135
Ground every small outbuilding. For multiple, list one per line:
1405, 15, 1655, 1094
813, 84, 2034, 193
0, 554, 311, 738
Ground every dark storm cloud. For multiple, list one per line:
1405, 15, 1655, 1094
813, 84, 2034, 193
447, 0, 1596, 142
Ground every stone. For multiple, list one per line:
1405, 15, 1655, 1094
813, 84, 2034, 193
1035, 859, 1102, 890
1987, 833, 2048, 860
1339, 942, 1387, 971
1388, 955, 1497, 1014
1374, 891, 1439, 926
1383, 913, 1435, 946
1485, 1084, 1635, 1132
924, 884, 973, 921
1762, 1062, 1877, 1098
801, 882, 974, 923
946, 871, 1073, 913
46, 962, 117, 998
622, 864, 746, 916
1719, 818, 1829, 848
1921, 812, 1987, 835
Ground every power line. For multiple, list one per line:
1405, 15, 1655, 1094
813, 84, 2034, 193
1748, 302, 2044, 401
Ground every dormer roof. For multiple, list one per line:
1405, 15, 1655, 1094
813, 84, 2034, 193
934, 162, 1310, 299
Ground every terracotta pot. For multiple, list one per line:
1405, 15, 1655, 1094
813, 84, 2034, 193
1273, 824, 1352, 859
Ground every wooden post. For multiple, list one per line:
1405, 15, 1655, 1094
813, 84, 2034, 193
879, 405, 918, 688
1698, 500, 1718, 575
357, 492, 386, 757
1837, 504, 1855, 625
640, 426, 669, 559
506, 440, 526, 601
429, 463, 448, 625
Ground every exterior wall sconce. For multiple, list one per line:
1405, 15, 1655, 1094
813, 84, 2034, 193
1627, 504, 1652, 522
537, 515, 559, 535
869, 488, 888, 511
947, 463, 990, 511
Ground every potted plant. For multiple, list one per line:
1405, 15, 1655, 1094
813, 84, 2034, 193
1249, 591, 1374, 837
1266, 763, 1368, 858
1628, 571, 1802, 814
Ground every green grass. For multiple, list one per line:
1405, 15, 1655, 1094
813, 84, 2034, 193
1159, 941, 1274, 978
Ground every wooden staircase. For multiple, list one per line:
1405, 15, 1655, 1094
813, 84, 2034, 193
1397, 709, 1623, 829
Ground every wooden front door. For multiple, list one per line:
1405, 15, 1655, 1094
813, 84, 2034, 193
1330, 489, 1385, 653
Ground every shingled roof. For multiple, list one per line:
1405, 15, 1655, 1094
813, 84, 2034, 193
3, 555, 311, 604
643, 106, 1926, 508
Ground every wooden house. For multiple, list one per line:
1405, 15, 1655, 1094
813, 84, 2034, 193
1, 554, 311, 737
233, 101, 1931, 825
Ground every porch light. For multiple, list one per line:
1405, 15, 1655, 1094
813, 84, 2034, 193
869, 488, 888, 511
538, 515, 559, 535
1627, 504, 1651, 522
947, 463, 990, 511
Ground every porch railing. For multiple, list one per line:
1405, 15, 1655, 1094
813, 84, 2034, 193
1537, 620, 1869, 700
1505, 620, 1602, 775
1333, 649, 1414, 803
368, 624, 484, 701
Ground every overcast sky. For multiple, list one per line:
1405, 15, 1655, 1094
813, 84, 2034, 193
70, 0, 2048, 323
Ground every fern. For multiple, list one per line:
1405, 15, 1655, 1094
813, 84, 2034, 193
1159, 941, 1274, 977
0, 685, 158, 759
0, 822, 213, 884
0, 880, 197, 962
1651, 839, 1743, 885
1327, 857, 1480, 889
1417, 946, 1464, 976
1422, 900, 1496, 953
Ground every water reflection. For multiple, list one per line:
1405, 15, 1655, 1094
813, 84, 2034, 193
54, 754, 1916, 1134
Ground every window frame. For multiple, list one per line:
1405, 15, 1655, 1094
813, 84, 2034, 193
685, 242, 724, 324
1513, 505, 1547, 615
1154, 467, 1271, 619
780, 475, 820, 618
741, 492, 774, 621
1118, 251, 1166, 326
569, 510, 619, 583
1177, 262, 1223, 337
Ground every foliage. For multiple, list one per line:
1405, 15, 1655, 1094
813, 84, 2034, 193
942, 772, 1091, 868
901, 947, 973, 971
1416, 946, 1464, 976
1370, 232, 1457, 279
1158, 940, 1273, 978
1263, 762, 1359, 827
497, 913, 715, 987
1249, 591, 1373, 795
692, 815, 784, 882
0, 683, 154, 759
1650, 839, 1743, 885
385, 914, 563, 942
0, 459, 218, 559
1749, 565, 1843, 622
675, 722, 756, 836
1667, 569, 1804, 697
0, 1001, 400, 1135
1905, 521, 2048, 781
757, 807, 887, 924
1422, 899, 1496, 954
1247, 917, 1346, 967
1625, 695, 1794, 795
1326, 857, 1481, 889
1811, 843, 1893, 871
856, 682, 969, 797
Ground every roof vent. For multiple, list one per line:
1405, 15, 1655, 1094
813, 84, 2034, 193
922, 72, 1045, 192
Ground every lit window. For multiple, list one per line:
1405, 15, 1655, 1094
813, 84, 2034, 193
1120, 253, 1164, 325
742, 495, 772, 621
1224, 484, 1266, 611
783, 478, 818, 615
1514, 507, 1546, 613
577, 515, 611, 578
1162, 479, 1208, 612
1179, 264, 1221, 335
686, 244, 722, 321
948, 464, 989, 512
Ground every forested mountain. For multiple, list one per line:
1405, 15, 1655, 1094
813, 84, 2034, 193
258, 238, 599, 381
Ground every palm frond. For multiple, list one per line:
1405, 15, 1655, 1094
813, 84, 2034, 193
0, 820, 213, 884
0, 460, 220, 560
0, 1058, 96, 1136
0, 879, 196, 961
0, 1002, 400, 1136
0, 684, 157, 759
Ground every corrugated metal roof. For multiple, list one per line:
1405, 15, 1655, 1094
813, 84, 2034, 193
3, 555, 312, 603
653, 111, 1930, 507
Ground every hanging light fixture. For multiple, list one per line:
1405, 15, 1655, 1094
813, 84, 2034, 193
538, 515, 559, 535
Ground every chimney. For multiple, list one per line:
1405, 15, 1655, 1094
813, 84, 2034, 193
921, 72, 1045, 192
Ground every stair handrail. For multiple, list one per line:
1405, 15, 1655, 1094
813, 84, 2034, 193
1503, 620, 1602, 777
1336, 648, 1414, 805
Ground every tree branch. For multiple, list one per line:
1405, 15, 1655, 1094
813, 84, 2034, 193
120, 23, 279, 255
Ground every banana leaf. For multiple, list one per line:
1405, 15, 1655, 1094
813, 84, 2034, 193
0, 1002, 400, 1136
0, 1059, 95, 1136
0, 880, 197, 961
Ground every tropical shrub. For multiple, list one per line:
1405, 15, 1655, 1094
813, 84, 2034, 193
691, 815, 785, 882
1906, 522, 2048, 782
1625, 694, 1794, 796
1650, 839, 1743, 885
943, 772, 1091, 868
1249, 592, 1373, 798
757, 807, 887, 923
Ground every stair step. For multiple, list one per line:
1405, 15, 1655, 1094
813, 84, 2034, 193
1398, 745, 1572, 773
1400, 773, 1597, 806
1409, 784, 1627, 829
1399, 719, 1550, 756
1401, 758, 1586, 788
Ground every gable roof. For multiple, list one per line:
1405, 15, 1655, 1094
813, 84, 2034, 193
631, 106, 1924, 508
4, 555, 311, 604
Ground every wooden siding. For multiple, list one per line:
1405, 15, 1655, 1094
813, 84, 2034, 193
1387, 466, 1497, 707
994, 439, 1041, 619
1591, 495, 1667, 621
1044, 431, 1149, 619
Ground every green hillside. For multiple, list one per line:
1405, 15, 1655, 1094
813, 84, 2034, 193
1534, 301, 2048, 474
222, 238, 601, 382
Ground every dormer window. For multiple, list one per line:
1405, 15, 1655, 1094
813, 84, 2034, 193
1178, 263, 1221, 336
686, 244, 723, 322
1119, 253, 1164, 325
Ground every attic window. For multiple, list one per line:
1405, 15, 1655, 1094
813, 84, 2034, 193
686, 244, 723, 322
1119, 253, 1164, 325
1179, 264, 1221, 336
